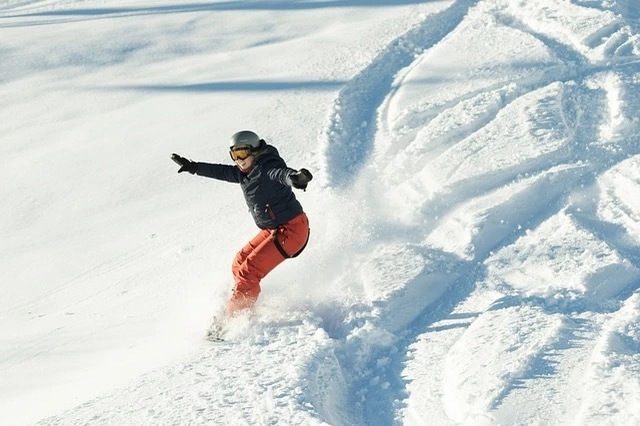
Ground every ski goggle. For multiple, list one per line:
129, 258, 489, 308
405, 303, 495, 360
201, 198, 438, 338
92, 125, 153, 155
229, 146, 253, 161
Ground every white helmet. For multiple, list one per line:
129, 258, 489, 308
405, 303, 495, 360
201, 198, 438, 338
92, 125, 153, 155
229, 130, 263, 150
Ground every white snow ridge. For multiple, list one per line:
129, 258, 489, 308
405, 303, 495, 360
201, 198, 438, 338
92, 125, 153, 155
1, 0, 639, 425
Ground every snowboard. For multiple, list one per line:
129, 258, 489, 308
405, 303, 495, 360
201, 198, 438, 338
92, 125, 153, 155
205, 316, 227, 342
204, 310, 256, 342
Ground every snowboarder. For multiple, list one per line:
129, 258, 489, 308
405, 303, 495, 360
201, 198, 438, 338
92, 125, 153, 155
171, 130, 312, 318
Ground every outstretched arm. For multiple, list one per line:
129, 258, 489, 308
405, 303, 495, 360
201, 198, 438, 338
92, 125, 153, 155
289, 169, 313, 191
171, 153, 197, 174
266, 165, 313, 191
171, 153, 240, 183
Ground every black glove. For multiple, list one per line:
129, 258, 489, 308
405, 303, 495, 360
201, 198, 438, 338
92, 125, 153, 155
290, 168, 313, 191
171, 153, 197, 174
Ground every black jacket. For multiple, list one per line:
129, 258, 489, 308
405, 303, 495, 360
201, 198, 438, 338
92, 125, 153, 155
194, 145, 303, 229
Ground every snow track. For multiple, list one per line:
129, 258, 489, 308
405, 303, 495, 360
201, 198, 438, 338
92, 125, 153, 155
315, 0, 640, 424
318, 0, 478, 189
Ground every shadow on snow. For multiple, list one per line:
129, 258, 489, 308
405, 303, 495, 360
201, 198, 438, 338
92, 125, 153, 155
104, 80, 345, 93
2, 0, 438, 19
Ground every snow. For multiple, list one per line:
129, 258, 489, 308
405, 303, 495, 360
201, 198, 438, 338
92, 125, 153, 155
1, 0, 639, 424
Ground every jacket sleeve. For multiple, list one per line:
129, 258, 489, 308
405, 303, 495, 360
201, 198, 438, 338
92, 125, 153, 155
264, 160, 296, 186
194, 162, 241, 183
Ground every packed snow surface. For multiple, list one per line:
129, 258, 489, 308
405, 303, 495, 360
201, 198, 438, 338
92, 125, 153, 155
1, 0, 639, 424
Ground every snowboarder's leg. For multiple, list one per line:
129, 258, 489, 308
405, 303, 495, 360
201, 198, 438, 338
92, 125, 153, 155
227, 213, 310, 317
227, 229, 280, 316
231, 229, 272, 278
272, 212, 309, 258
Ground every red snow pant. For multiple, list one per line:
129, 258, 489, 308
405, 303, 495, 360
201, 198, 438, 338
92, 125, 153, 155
227, 212, 309, 316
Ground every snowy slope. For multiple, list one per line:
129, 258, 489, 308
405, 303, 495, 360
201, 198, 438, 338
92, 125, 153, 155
1, 0, 639, 425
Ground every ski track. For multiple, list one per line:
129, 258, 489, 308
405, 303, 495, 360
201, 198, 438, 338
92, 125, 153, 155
318, 0, 479, 189
316, 0, 640, 424
21, 0, 640, 424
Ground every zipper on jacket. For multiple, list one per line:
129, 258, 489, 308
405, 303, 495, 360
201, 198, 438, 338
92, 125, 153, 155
265, 204, 276, 221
